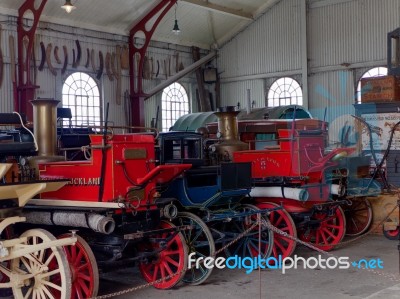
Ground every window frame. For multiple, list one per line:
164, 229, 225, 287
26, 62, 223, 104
356, 67, 388, 104
61, 72, 102, 127
161, 82, 190, 132
267, 77, 303, 107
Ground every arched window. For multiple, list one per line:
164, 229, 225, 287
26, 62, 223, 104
267, 77, 303, 107
62, 72, 101, 126
162, 82, 189, 131
356, 67, 388, 103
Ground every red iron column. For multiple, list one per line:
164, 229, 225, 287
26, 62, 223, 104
129, 0, 177, 126
17, 0, 47, 120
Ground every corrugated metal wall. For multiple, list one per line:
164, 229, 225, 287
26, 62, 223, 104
0, 14, 196, 129
0, 15, 17, 114
309, 0, 400, 68
218, 0, 400, 141
218, 0, 301, 79
308, 70, 356, 143
220, 80, 264, 109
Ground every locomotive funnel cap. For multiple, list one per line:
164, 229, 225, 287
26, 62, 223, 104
217, 106, 238, 113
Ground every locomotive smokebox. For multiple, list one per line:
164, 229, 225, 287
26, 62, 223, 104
30, 99, 64, 169
211, 106, 248, 162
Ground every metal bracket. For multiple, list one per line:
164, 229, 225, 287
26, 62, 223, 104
17, 0, 48, 120
129, 0, 177, 126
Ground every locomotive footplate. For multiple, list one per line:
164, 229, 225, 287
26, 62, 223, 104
123, 224, 192, 240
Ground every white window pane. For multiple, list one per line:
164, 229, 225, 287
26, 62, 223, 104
268, 77, 302, 107
68, 95, 73, 104
62, 72, 101, 126
161, 83, 189, 131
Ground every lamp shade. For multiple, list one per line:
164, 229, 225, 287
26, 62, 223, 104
172, 19, 180, 34
61, 0, 76, 13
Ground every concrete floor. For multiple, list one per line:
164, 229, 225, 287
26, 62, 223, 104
99, 235, 400, 299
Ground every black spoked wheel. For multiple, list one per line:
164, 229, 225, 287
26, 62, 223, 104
175, 212, 215, 285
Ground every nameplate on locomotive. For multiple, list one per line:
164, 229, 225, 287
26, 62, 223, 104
68, 177, 101, 186
124, 148, 147, 160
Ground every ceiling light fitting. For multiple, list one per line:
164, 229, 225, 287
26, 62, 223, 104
172, 3, 180, 34
61, 0, 76, 14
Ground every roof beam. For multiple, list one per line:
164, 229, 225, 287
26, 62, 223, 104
309, 0, 353, 9
181, 0, 253, 20
146, 51, 217, 98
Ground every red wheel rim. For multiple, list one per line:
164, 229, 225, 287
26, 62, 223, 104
299, 207, 346, 251
59, 234, 98, 299
257, 202, 297, 261
223, 204, 273, 259
139, 221, 187, 289
386, 229, 399, 237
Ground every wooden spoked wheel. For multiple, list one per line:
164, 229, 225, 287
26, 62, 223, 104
343, 197, 373, 236
256, 202, 297, 260
223, 204, 274, 259
58, 233, 99, 299
0, 227, 12, 298
298, 206, 346, 251
175, 212, 215, 285
139, 221, 188, 289
11, 229, 71, 299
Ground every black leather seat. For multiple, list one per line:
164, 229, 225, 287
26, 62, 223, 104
0, 142, 36, 156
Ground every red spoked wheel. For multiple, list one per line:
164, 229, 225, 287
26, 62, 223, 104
256, 202, 297, 260
343, 197, 373, 236
139, 221, 188, 289
383, 227, 400, 240
298, 206, 346, 251
223, 204, 274, 259
58, 233, 99, 299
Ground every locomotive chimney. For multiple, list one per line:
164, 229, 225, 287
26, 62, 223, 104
31, 99, 59, 157
215, 106, 240, 141
211, 106, 248, 162
29, 99, 64, 171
